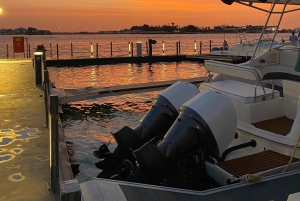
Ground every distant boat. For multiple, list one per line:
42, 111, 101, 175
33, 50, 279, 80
209, 27, 282, 58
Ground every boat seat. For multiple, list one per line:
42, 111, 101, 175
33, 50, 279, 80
205, 60, 263, 81
200, 80, 280, 104
202, 60, 280, 103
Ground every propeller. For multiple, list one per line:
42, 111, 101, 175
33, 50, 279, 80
93, 140, 112, 159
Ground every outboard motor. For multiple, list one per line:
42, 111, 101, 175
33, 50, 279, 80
131, 90, 237, 183
94, 81, 200, 173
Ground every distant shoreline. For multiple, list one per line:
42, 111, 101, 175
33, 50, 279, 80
0, 30, 291, 36
50, 31, 288, 35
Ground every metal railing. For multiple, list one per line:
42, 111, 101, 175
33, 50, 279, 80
0, 40, 216, 59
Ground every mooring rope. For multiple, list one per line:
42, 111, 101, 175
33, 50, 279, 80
282, 133, 300, 173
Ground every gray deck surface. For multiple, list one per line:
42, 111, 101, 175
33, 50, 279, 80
0, 59, 56, 201
119, 172, 300, 201
80, 171, 300, 201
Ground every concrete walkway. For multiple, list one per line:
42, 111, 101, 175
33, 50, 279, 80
0, 59, 56, 201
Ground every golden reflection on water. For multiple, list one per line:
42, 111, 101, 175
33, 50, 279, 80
49, 62, 205, 88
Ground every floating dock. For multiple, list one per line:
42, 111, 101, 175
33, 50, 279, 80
51, 77, 206, 104
45, 54, 247, 68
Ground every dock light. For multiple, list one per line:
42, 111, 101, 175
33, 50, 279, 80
162, 41, 165, 54
34, 52, 43, 56
90, 42, 94, 57
194, 40, 197, 54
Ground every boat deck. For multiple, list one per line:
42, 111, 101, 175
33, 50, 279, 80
252, 116, 294, 136
217, 150, 299, 176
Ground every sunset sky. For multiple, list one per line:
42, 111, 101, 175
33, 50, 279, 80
0, 0, 299, 32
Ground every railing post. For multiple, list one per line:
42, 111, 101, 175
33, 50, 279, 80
194, 40, 196, 54
178, 41, 181, 54
28, 44, 31, 58
50, 94, 59, 194
50, 43, 53, 58
56, 44, 59, 60
96, 43, 99, 58
110, 42, 112, 57
6, 44, 9, 59
146, 41, 148, 55
71, 43, 73, 58
131, 42, 133, 57
176, 42, 178, 55
26, 38, 29, 58
29, 44, 31, 58
43, 68, 49, 128
128, 42, 131, 55
200, 41, 202, 55
209, 40, 212, 52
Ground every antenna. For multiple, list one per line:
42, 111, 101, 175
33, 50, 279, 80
256, 19, 262, 39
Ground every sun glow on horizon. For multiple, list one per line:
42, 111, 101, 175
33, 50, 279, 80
0, 1, 299, 31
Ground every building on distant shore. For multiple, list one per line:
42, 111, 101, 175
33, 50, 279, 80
0, 27, 51, 35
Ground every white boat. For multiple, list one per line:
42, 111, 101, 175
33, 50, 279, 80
209, 38, 281, 58
93, 0, 300, 192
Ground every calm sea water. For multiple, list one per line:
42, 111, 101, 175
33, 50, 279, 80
0, 33, 291, 59
2, 33, 290, 184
